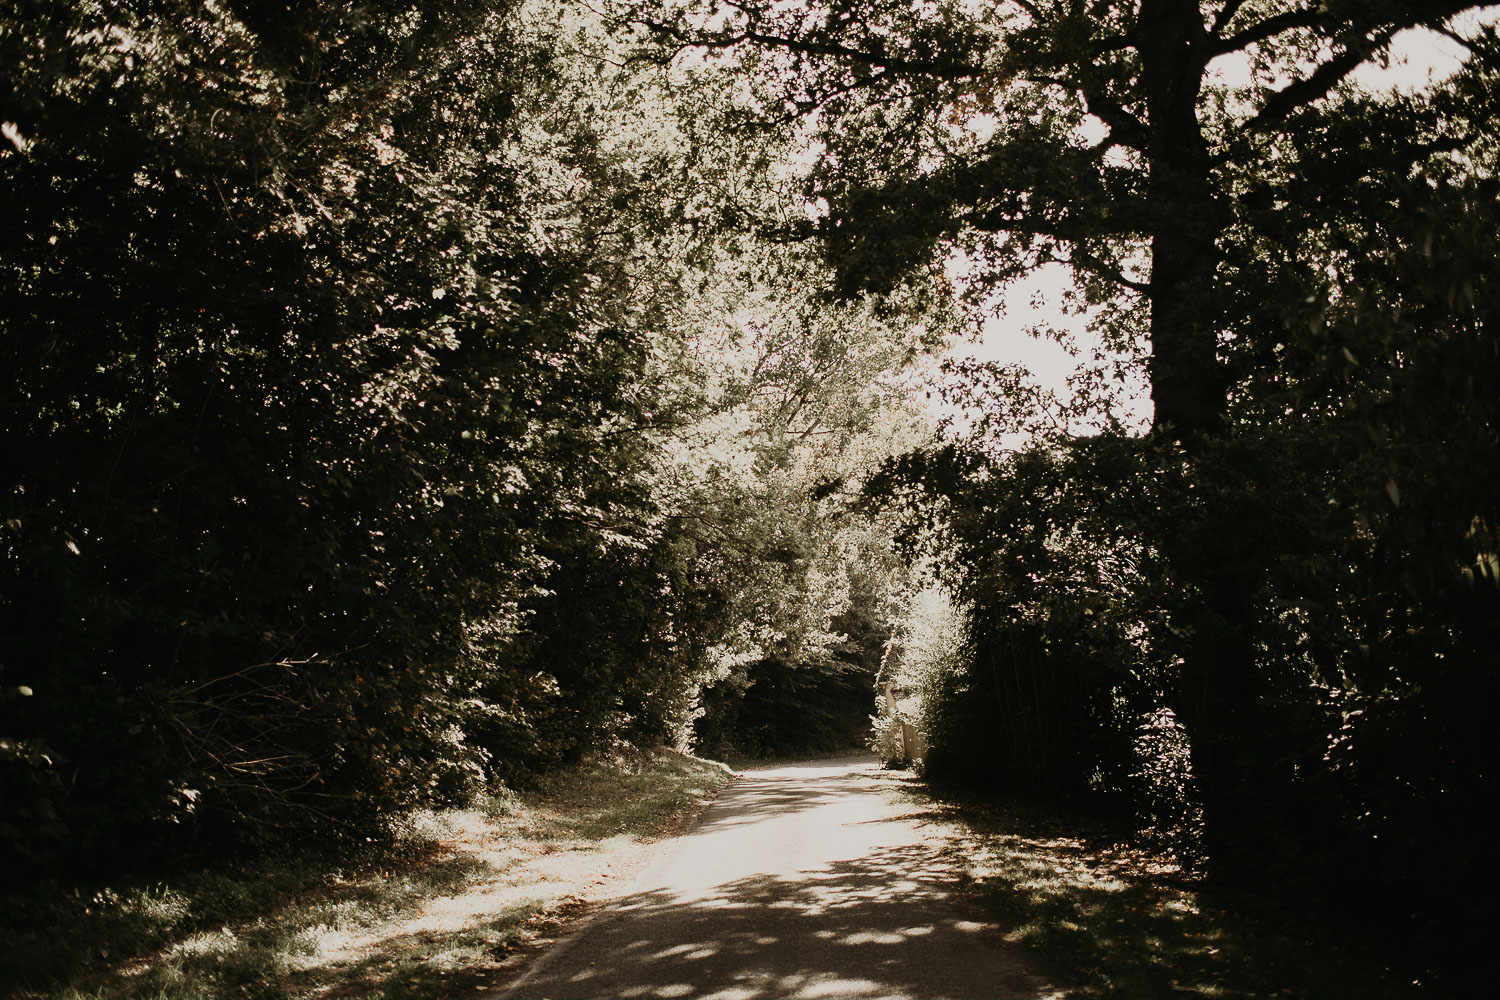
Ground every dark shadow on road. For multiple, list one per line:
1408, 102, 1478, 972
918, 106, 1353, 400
502, 842, 1048, 1000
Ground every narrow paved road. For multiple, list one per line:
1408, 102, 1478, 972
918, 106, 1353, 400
495, 755, 1054, 1000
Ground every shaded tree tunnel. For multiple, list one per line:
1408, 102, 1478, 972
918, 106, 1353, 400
3, 3, 1497, 991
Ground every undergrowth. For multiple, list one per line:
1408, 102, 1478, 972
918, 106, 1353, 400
898, 780, 1444, 1000
1, 748, 732, 1000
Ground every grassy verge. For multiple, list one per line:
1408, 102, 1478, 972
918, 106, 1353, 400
2, 748, 733, 1000
883, 775, 1431, 1000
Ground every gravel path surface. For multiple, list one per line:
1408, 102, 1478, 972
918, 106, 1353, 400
493, 755, 1054, 1000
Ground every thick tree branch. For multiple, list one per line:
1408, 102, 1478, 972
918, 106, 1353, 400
1245, 33, 1389, 132
1233, 1, 1487, 130
1024, 70, 1148, 151
1065, 246, 1150, 294
1081, 90, 1150, 150
1211, 0, 1250, 36
1212, 6, 1322, 57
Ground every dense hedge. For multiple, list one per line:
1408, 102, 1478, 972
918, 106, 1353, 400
0, 0, 935, 877
0, 0, 725, 874
874, 176, 1500, 976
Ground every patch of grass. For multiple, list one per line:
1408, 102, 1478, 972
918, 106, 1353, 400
705, 752, 767, 772
891, 783, 1432, 1000
518, 749, 735, 842
1, 748, 732, 1000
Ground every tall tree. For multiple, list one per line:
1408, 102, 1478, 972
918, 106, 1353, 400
621, 0, 1484, 424
615, 0, 1496, 870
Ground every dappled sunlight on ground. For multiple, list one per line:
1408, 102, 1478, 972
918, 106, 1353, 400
498, 756, 1058, 1000
275, 765, 729, 999
15, 752, 733, 1000
885, 790, 1420, 1000
100, 815, 659, 1000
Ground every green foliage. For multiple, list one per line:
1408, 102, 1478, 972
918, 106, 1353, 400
888, 147, 1495, 993
0, 0, 637, 868
0, 0, 940, 879
693, 525, 902, 758
870, 439, 1179, 820
0, 750, 731, 1000
867, 708, 907, 767
870, 582, 959, 767
631, 1, 1497, 978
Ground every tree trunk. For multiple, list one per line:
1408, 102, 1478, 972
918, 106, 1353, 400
1138, 0, 1223, 436
1137, 0, 1282, 878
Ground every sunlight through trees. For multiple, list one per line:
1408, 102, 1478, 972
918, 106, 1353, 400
3, 2, 1496, 992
